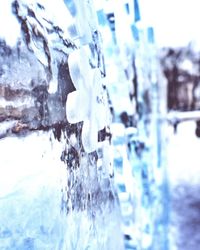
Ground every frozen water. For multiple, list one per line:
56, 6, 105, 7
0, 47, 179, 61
66, 46, 110, 152
167, 121, 200, 185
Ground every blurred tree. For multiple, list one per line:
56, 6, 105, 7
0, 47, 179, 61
159, 44, 200, 111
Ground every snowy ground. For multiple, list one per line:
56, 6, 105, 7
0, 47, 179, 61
167, 120, 200, 250
167, 120, 200, 185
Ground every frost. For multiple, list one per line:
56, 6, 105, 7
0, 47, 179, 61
66, 46, 110, 153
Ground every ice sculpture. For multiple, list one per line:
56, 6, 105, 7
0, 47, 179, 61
66, 46, 110, 153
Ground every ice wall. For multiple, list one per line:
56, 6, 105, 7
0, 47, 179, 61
95, 0, 169, 249
0, 1, 124, 249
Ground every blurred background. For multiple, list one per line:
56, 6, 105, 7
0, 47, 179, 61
94, 0, 200, 249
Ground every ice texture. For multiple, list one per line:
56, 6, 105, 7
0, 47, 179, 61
0, 138, 123, 250
66, 46, 110, 152
0, 0, 124, 249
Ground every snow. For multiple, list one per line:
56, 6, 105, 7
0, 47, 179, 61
167, 110, 200, 124
167, 120, 200, 250
167, 120, 200, 185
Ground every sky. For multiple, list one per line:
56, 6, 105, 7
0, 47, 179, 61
140, 0, 200, 48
